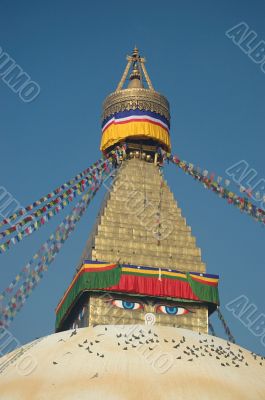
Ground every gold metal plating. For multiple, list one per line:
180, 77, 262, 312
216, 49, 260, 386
102, 88, 170, 121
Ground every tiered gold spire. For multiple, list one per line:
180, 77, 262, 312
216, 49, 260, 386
82, 160, 205, 273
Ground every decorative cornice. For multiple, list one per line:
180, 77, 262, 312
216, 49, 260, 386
102, 88, 170, 122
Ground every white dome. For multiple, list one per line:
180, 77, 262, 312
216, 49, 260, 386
0, 325, 264, 399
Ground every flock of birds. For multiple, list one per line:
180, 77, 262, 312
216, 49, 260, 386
51, 325, 265, 372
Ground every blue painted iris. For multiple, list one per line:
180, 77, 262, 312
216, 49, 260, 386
123, 301, 135, 310
156, 305, 189, 315
165, 306, 178, 314
112, 299, 142, 310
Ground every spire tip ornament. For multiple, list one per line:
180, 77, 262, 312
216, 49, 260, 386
132, 46, 139, 57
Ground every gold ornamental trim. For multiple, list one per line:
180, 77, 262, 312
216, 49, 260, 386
102, 88, 170, 122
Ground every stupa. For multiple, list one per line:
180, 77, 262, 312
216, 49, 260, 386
0, 48, 264, 400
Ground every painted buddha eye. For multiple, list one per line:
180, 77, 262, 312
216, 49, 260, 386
156, 305, 189, 315
112, 300, 143, 311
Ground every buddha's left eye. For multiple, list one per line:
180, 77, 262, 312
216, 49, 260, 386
112, 300, 143, 311
156, 305, 189, 315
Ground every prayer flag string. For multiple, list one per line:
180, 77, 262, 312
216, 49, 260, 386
0, 146, 125, 229
0, 148, 125, 254
0, 162, 116, 327
159, 149, 265, 225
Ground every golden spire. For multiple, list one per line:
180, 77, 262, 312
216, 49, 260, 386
116, 47, 154, 91
101, 48, 171, 153
128, 61, 142, 88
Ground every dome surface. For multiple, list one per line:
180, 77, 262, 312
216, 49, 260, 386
0, 325, 264, 399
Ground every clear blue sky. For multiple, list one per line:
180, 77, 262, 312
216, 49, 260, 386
0, 0, 265, 355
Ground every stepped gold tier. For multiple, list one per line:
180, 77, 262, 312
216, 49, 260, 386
81, 159, 205, 272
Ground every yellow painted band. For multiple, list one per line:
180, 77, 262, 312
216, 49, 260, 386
100, 120, 171, 151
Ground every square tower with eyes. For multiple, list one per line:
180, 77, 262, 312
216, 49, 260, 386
59, 292, 208, 333
88, 293, 208, 333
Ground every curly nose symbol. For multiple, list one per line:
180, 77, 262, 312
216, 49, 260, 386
145, 313, 156, 325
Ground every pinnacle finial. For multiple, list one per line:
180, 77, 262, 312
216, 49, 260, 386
128, 62, 142, 88
132, 46, 139, 58
116, 47, 154, 91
